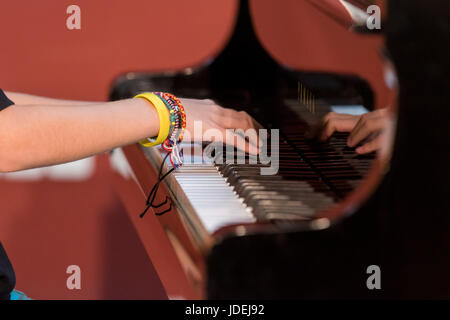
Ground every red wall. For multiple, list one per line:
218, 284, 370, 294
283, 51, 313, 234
0, 156, 168, 299
0, 0, 237, 299
0, 0, 237, 100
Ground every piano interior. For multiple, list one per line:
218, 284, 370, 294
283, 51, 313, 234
109, 0, 450, 299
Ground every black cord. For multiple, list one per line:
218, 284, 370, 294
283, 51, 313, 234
140, 152, 175, 218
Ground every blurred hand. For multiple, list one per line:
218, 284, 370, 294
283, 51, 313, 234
181, 98, 263, 154
317, 109, 388, 154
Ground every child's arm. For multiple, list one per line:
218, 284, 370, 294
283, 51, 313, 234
0, 94, 260, 172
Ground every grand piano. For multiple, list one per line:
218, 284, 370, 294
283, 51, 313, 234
109, 0, 450, 299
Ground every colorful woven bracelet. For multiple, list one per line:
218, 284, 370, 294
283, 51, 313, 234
153, 92, 186, 148
159, 93, 186, 146
153, 92, 186, 168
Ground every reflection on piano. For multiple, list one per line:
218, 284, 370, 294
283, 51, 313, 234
110, 0, 389, 299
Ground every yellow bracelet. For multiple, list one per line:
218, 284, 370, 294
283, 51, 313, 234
135, 93, 170, 147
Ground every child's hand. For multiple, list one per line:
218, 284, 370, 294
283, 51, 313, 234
318, 109, 388, 154
181, 98, 263, 154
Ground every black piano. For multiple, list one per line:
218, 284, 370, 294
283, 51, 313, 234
109, 0, 450, 299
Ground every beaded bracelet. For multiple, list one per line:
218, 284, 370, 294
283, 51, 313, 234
155, 92, 186, 169
154, 92, 186, 148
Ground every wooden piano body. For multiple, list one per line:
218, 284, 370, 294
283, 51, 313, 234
110, 0, 450, 299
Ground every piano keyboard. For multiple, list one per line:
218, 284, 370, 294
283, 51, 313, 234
116, 97, 373, 235
144, 123, 374, 234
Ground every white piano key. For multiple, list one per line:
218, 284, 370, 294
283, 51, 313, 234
169, 157, 256, 234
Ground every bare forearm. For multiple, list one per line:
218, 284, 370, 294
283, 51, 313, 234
0, 98, 158, 171
5, 91, 100, 106
0, 91, 264, 172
